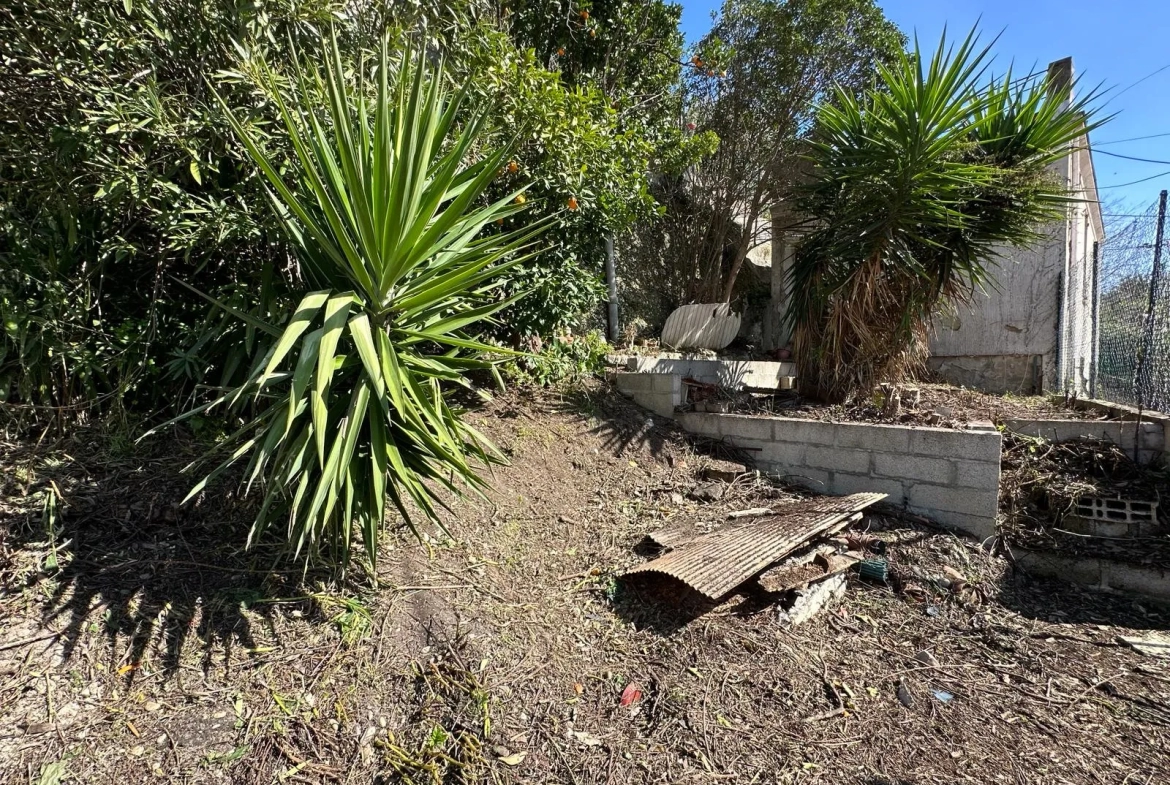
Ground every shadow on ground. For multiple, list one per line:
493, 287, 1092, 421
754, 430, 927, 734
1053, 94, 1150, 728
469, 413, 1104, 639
554, 382, 756, 466
0, 429, 334, 680
995, 562, 1170, 631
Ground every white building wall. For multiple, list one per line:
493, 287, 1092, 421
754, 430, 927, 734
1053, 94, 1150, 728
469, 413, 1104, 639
929, 57, 1103, 395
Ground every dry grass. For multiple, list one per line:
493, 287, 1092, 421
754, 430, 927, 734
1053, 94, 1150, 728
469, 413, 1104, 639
2, 381, 1168, 784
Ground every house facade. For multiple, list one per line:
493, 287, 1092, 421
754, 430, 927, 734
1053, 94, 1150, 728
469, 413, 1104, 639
764, 57, 1103, 396
927, 57, 1104, 395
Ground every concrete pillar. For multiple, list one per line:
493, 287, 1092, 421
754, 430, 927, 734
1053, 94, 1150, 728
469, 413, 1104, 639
764, 233, 797, 352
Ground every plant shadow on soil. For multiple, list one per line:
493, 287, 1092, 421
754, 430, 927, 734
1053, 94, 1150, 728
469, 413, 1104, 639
0, 431, 339, 681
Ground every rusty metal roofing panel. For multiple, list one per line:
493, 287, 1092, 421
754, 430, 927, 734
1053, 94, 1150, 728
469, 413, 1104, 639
624, 493, 885, 600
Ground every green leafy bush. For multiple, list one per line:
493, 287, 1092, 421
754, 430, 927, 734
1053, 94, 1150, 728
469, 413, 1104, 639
0, 1, 697, 417
0, 0, 334, 412
504, 330, 610, 386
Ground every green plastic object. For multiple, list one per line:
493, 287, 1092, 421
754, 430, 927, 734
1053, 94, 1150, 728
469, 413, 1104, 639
858, 558, 889, 582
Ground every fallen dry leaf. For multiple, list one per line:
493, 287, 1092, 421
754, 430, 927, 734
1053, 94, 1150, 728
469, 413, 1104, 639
619, 682, 642, 707
498, 750, 527, 766
569, 730, 602, 747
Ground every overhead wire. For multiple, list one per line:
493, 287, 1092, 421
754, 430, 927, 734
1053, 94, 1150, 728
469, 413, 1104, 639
1095, 131, 1170, 146
1090, 149, 1170, 165
1097, 169, 1170, 189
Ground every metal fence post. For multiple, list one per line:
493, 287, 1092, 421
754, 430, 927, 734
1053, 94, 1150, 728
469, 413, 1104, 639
1090, 240, 1100, 399
1134, 190, 1168, 409
605, 235, 619, 343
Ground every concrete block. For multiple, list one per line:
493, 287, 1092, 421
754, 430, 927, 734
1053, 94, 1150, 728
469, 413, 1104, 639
625, 357, 797, 390
757, 441, 807, 467
717, 414, 777, 441
834, 422, 912, 452
830, 472, 906, 503
772, 467, 832, 491
906, 483, 997, 519
650, 373, 682, 394
806, 445, 871, 474
772, 418, 837, 445
908, 427, 1001, 463
952, 459, 1001, 490
873, 453, 951, 484
676, 412, 720, 437
1013, 549, 1105, 588
632, 391, 676, 419
1104, 562, 1170, 601
1140, 421, 1166, 451
613, 372, 653, 393
917, 509, 997, 542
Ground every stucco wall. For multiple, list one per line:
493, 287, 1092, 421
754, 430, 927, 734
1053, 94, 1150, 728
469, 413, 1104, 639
929, 140, 1102, 395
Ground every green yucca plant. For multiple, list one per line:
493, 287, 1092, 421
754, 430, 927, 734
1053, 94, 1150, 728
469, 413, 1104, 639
150, 31, 550, 573
791, 28, 1104, 403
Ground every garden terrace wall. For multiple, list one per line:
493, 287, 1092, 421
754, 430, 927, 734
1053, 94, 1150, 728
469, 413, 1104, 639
675, 411, 1001, 542
612, 372, 684, 418
622, 356, 796, 389
1003, 418, 1165, 465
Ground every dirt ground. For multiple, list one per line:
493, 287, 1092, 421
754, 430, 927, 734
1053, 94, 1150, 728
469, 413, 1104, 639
2, 381, 1169, 784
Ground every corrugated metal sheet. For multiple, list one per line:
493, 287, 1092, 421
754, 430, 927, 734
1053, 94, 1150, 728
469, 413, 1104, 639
625, 493, 885, 600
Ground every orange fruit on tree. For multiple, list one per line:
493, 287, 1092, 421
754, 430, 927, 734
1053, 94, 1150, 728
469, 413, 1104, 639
567, 196, 579, 210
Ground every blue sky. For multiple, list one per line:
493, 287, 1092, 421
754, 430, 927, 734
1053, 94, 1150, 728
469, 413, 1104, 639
678, 0, 1170, 218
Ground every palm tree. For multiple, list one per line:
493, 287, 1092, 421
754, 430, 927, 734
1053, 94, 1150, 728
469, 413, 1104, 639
790, 29, 1103, 403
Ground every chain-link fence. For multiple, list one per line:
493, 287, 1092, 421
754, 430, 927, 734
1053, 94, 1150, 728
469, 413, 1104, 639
1093, 190, 1170, 412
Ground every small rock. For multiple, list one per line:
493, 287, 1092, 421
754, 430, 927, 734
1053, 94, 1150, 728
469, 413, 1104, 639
144, 701, 161, 712
689, 482, 725, 503
915, 650, 940, 668
669, 492, 684, 505
896, 680, 914, 708
568, 730, 603, 747
131, 745, 146, 757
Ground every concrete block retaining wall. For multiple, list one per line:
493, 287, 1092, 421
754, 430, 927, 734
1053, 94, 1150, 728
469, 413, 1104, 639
676, 411, 1001, 541
1005, 417, 1166, 465
625, 357, 796, 389
612, 372, 684, 418
1012, 548, 1170, 604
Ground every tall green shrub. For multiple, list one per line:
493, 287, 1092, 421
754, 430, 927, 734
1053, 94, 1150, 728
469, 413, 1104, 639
0, 0, 336, 410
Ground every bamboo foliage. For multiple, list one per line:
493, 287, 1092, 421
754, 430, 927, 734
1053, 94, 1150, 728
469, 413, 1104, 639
149, 31, 550, 572
791, 29, 1104, 403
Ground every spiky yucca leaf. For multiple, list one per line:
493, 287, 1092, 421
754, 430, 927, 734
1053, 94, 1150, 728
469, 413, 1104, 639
151, 32, 550, 572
